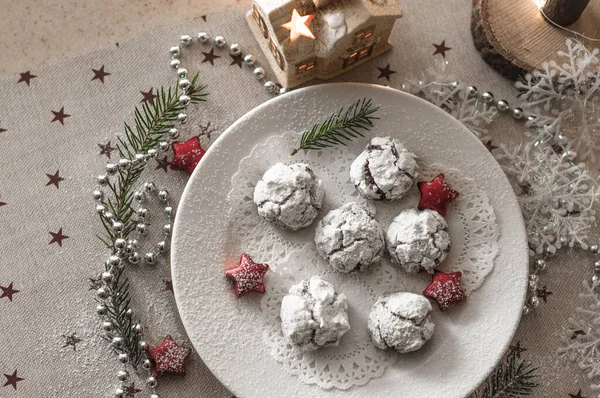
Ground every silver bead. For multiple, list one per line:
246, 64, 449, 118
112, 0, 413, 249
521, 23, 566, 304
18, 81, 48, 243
559, 236, 568, 245
97, 288, 109, 299
264, 81, 276, 92
466, 85, 478, 97
112, 336, 123, 348
528, 295, 540, 309
97, 175, 108, 186
118, 353, 129, 363
527, 115, 537, 123
169, 128, 180, 139
92, 190, 104, 201
229, 43, 241, 55
125, 308, 134, 318
592, 274, 600, 284
133, 191, 145, 202
497, 99, 510, 112
244, 54, 256, 66
180, 34, 192, 46
214, 35, 226, 47
140, 341, 149, 350
481, 91, 494, 104
144, 182, 157, 193
114, 238, 127, 250
134, 153, 147, 164
142, 359, 152, 370
144, 252, 157, 265
522, 305, 531, 315
177, 67, 188, 78
178, 78, 191, 91
253, 67, 265, 79
147, 377, 158, 388
112, 221, 124, 233
129, 252, 141, 264
178, 113, 188, 124
124, 244, 134, 254
179, 95, 191, 107
102, 321, 113, 331
164, 206, 174, 218
279, 87, 287, 95
545, 245, 556, 256
96, 204, 106, 214
134, 324, 144, 334
101, 272, 114, 284
170, 45, 181, 57
535, 259, 547, 271
97, 305, 107, 316
557, 133, 566, 141
512, 107, 524, 120
159, 141, 170, 152
197, 32, 210, 43
591, 245, 599, 254
117, 370, 129, 381
136, 223, 147, 235
147, 149, 157, 159
164, 224, 172, 235
564, 150, 577, 160
170, 59, 181, 69
150, 395, 160, 398
528, 274, 539, 291
128, 239, 139, 248
157, 241, 168, 253
594, 260, 600, 270
115, 388, 124, 398
117, 159, 131, 170
137, 208, 149, 219
108, 255, 121, 267
103, 212, 114, 221
158, 190, 169, 202
450, 81, 459, 89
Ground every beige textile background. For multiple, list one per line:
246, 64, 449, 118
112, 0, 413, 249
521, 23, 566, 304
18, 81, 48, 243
0, 0, 597, 397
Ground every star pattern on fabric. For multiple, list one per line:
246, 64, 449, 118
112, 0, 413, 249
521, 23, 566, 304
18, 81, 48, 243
537, 286, 553, 303
92, 65, 111, 83
569, 389, 587, 398
87, 274, 103, 290
484, 140, 499, 152
423, 271, 467, 312
202, 48, 221, 66
0, 282, 19, 302
3, 370, 24, 390
51, 107, 71, 125
281, 9, 316, 42
0, 201, 5, 207
229, 53, 244, 68
509, 341, 527, 358
164, 279, 174, 293
123, 382, 143, 397
377, 63, 396, 81
170, 136, 205, 174
62, 333, 82, 350
98, 141, 117, 159
155, 155, 170, 173
17, 71, 36, 86
149, 336, 191, 378
433, 40, 452, 57
0, 124, 5, 133
225, 253, 269, 297
198, 121, 217, 140
417, 173, 459, 216
140, 88, 158, 104
46, 169, 65, 189
49, 228, 69, 247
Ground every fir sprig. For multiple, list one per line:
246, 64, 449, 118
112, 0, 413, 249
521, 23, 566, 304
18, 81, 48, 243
290, 98, 379, 156
96, 74, 207, 368
470, 351, 538, 398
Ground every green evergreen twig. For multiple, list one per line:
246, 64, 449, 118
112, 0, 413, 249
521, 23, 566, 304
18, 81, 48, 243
470, 351, 538, 398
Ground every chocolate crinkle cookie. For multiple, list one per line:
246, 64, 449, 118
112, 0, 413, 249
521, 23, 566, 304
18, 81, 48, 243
386, 209, 451, 274
254, 162, 324, 230
314, 202, 385, 273
280, 276, 350, 351
350, 136, 419, 201
368, 292, 435, 353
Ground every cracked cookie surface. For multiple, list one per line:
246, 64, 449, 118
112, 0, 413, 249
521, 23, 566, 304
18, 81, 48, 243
368, 292, 435, 353
350, 136, 419, 201
386, 209, 451, 274
254, 162, 324, 230
314, 202, 385, 273
280, 276, 350, 351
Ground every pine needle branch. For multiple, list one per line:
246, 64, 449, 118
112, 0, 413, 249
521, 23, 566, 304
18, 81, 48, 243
290, 98, 379, 156
470, 351, 538, 398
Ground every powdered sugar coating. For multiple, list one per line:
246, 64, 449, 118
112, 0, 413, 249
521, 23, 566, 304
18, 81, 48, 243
254, 163, 325, 230
386, 209, 451, 274
280, 276, 350, 351
314, 202, 385, 273
350, 136, 419, 200
368, 292, 435, 353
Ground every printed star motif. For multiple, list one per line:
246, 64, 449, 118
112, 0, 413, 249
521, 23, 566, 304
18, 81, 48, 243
62, 333, 82, 350
49, 228, 69, 247
0, 201, 5, 207
123, 382, 142, 397
140, 88, 158, 104
433, 40, 452, 57
51, 107, 71, 125
569, 389, 587, 398
198, 121, 216, 140
377, 63, 396, 81
18, 71, 36, 86
3, 370, 23, 390
170, 136, 205, 174
202, 48, 221, 66
417, 173, 459, 216
225, 253, 269, 297
0, 282, 19, 302
46, 169, 65, 189
537, 286, 553, 303
423, 271, 467, 312
98, 141, 117, 159
92, 65, 111, 83
87, 274, 103, 290
155, 155, 170, 173
149, 336, 191, 378
484, 140, 499, 152
282, 9, 316, 42
0, 125, 5, 133
229, 53, 244, 68
164, 279, 174, 293
509, 341, 527, 358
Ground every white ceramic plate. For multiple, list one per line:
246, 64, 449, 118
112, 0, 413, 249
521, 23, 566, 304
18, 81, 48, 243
171, 83, 528, 398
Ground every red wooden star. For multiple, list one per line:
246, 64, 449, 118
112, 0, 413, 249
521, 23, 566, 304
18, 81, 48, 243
49, 228, 69, 247
230, 53, 244, 68
569, 389, 587, 398
98, 141, 117, 159
0, 282, 19, 302
46, 170, 65, 189
423, 271, 467, 312
149, 336, 191, 378
92, 65, 111, 83
155, 155, 170, 173
202, 48, 221, 66
3, 370, 24, 390
417, 173, 459, 216
433, 40, 452, 58
377, 63, 396, 81
225, 254, 269, 297
51, 107, 71, 125
140, 88, 158, 104
170, 136, 205, 174
17, 71, 36, 86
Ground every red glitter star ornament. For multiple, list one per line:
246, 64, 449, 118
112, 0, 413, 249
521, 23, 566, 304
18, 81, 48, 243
149, 336, 191, 378
225, 254, 269, 297
423, 271, 467, 312
417, 173, 459, 216
170, 136, 205, 174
